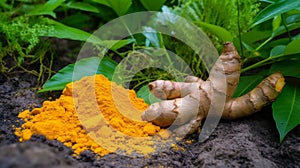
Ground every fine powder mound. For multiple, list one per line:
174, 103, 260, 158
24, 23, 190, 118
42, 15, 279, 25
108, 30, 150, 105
15, 75, 171, 157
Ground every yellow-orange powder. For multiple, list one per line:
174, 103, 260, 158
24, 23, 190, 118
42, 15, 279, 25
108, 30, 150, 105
15, 74, 170, 156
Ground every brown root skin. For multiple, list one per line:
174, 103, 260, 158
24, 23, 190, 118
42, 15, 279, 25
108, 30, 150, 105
173, 116, 202, 137
222, 72, 285, 120
141, 92, 201, 126
148, 80, 198, 100
142, 42, 285, 137
208, 42, 241, 101
184, 76, 204, 83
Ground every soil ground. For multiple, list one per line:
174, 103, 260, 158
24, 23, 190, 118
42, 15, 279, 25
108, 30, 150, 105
1, 71, 300, 168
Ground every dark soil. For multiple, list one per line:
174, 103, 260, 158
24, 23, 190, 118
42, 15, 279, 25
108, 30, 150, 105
1, 72, 300, 168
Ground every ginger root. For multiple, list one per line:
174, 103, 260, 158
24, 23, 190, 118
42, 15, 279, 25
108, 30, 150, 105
141, 42, 285, 137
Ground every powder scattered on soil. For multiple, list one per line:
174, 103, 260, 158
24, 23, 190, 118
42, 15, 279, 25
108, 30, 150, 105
15, 74, 170, 157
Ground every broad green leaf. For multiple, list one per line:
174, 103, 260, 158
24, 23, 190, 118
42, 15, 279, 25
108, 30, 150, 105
255, 22, 300, 50
64, 1, 99, 13
42, 19, 94, 41
27, 0, 65, 18
195, 21, 233, 42
40, 19, 131, 51
91, 0, 109, 6
137, 85, 161, 105
286, 14, 300, 24
293, 34, 300, 40
92, 0, 132, 16
39, 57, 117, 92
272, 15, 282, 31
97, 58, 118, 79
270, 60, 300, 78
140, 0, 166, 11
59, 13, 91, 28
273, 82, 300, 142
273, 22, 300, 38
251, 0, 300, 28
110, 38, 136, 50
233, 75, 264, 98
241, 29, 272, 45
259, 0, 280, 3
284, 37, 300, 55
241, 41, 255, 52
270, 45, 286, 56
264, 38, 289, 50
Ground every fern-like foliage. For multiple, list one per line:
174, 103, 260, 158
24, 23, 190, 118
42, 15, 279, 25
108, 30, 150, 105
0, 0, 57, 82
1, 16, 54, 56
169, 0, 259, 51
173, 0, 259, 36
0, 15, 54, 73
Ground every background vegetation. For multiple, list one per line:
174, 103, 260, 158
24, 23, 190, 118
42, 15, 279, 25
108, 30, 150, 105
1, 0, 299, 142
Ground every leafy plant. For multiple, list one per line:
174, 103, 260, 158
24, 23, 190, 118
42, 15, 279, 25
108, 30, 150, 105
37, 0, 172, 91
0, 0, 139, 85
0, 2, 56, 84
137, 0, 300, 142
35, 0, 300, 142
272, 81, 300, 142
234, 0, 300, 142
170, 0, 260, 50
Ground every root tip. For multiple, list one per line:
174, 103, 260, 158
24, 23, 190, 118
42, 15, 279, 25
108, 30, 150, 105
275, 77, 285, 92
148, 83, 155, 91
222, 42, 236, 53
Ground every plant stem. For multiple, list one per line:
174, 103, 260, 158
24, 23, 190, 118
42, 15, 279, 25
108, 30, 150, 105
236, 0, 244, 56
255, 36, 273, 51
121, 18, 135, 40
158, 33, 173, 67
282, 14, 292, 42
241, 54, 285, 73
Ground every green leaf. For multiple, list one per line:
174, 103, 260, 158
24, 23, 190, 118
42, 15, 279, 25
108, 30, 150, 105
264, 37, 290, 50
270, 59, 300, 78
140, 0, 166, 11
251, 0, 300, 28
272, 15, 282, 31
92, 0, 132, 16
42, 19, 94, 41
97, 58, 118, 79
273, 82, 300, 142
59, 13, 91, 28
233, 75, 264, 97
260, 0, 280, 3
284, 37, 300, 55
27, 0, 65, 18
254, 21, 300, 50
110, 38, 136, 50
137, 85, 161, 105
286, 14, 300, 24
272, 22, 300, 38
64, 1, 99, 13
40, 19, 132, 51
270, 45, 286, 56
195, 21, 233, 42
241, 29, 272, 45
39, 57, 117, 92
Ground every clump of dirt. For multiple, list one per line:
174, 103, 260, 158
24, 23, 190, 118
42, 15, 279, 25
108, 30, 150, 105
0, 73, 45, 146
0, 141, 84, 168
1, 72, 300, 167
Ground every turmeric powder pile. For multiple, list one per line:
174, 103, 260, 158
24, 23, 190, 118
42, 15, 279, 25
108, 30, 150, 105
15, 74, 171, 157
